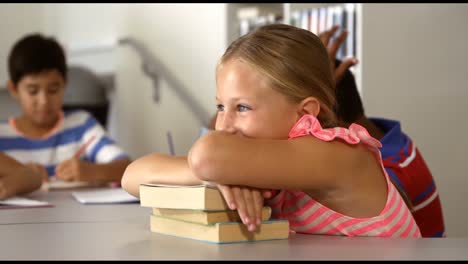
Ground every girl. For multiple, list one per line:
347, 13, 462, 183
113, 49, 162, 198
122, 24, 421, 238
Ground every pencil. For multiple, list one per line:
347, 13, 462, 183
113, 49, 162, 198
166, 131, 175, 156
74, 135, 96, 159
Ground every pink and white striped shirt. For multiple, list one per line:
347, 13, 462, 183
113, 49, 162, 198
265, 114, 421, 238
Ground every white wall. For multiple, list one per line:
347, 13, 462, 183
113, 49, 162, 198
361, 4, 468, 237
113, 4, 226, 158
0, 4, 45, 88
0, 4, 120, 86
0, 4, 45, 119
42, 4, 121, 75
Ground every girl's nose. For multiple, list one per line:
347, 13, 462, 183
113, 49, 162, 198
217, 112, 237, 134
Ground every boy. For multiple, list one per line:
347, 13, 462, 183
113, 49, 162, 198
319, 25, 444, 237
333, 60, 445, 238
0, 33, 131, 199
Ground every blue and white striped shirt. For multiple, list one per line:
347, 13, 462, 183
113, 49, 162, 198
0, 110, 129, 177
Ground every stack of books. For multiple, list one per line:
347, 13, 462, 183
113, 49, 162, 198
139, 183, 290, 244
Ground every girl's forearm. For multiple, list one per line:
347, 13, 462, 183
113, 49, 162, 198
121, 154, 203, 197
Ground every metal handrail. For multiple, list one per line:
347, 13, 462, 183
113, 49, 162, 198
119, 37, 210, 127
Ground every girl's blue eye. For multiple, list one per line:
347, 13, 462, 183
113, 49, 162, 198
216, 104, 224, 112
237, 105, 250, 112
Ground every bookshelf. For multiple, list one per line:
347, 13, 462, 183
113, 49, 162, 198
226, 3, 362, 93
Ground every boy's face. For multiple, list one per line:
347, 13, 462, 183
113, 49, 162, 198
9, 69, 65, 128
215, 59, 300, 139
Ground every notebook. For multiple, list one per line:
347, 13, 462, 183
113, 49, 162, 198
71, 188, 139, 204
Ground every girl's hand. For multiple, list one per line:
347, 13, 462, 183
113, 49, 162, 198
217, 184, 271, 232
55, 158, 91, 182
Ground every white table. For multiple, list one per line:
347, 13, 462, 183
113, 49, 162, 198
0, 188, 467, 260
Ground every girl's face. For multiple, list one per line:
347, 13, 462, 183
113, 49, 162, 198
215, 59, 300, 139
9, 69, 65, 128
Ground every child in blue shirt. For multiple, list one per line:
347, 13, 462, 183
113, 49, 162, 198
0, 33, 131, 199
320, 25, 445, 237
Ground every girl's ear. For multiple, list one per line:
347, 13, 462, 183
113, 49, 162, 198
297, 97, 321, 118
7, 80, 19, 99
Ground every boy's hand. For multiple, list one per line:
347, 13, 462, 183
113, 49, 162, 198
25, 162, 49, 183
0, 176, 14, 200
55, 158, 92, 182
217, 184, 271, 232
318, 25, 358, 83
0, 168, 43, 199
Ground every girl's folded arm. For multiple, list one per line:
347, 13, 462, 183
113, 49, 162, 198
121, 153, 203, 198
188, 131, 363, 191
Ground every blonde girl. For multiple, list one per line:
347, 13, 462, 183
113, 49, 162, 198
122, 24, 420, 238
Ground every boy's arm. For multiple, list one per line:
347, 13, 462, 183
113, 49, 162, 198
0, 153, 43, 199
318, 25, 358, 84
121, 154, 203, 198
83, 158, 132, 183
55, 158, 131, 184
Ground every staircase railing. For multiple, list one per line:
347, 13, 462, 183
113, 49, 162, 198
119, 37, 211, 127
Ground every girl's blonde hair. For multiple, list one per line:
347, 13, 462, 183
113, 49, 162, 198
217, 24, 338, 128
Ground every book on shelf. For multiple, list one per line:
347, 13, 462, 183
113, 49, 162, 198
139, 183, 229, 211
237, 6, 260, 20
290, 10, 300, 28
318, 7, 328, 34
300, 9, 309, 31
345, 3, 356, 58
238, 14, 283, 37
150, 214, 290, 244
152, 206, 272, 225
310, 8, 318, 34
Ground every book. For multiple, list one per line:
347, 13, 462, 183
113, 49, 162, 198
150, 214, 290, 244
0, 196, 53, 209
71, 188, 139, 204
139, 183, 229, 211
152, 206, 272, 225
237, 6, 260, 20
332, 5, 344, 59
344, 3, 356, 58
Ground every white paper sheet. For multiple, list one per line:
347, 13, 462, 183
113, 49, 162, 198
71, 188, 139, 204
0, 196, 51, 208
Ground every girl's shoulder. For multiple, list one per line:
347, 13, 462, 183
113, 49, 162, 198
289, 114, 382, 149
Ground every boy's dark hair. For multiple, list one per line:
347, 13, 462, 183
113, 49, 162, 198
333, 59, 365, 124
8, 33, 67, 85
